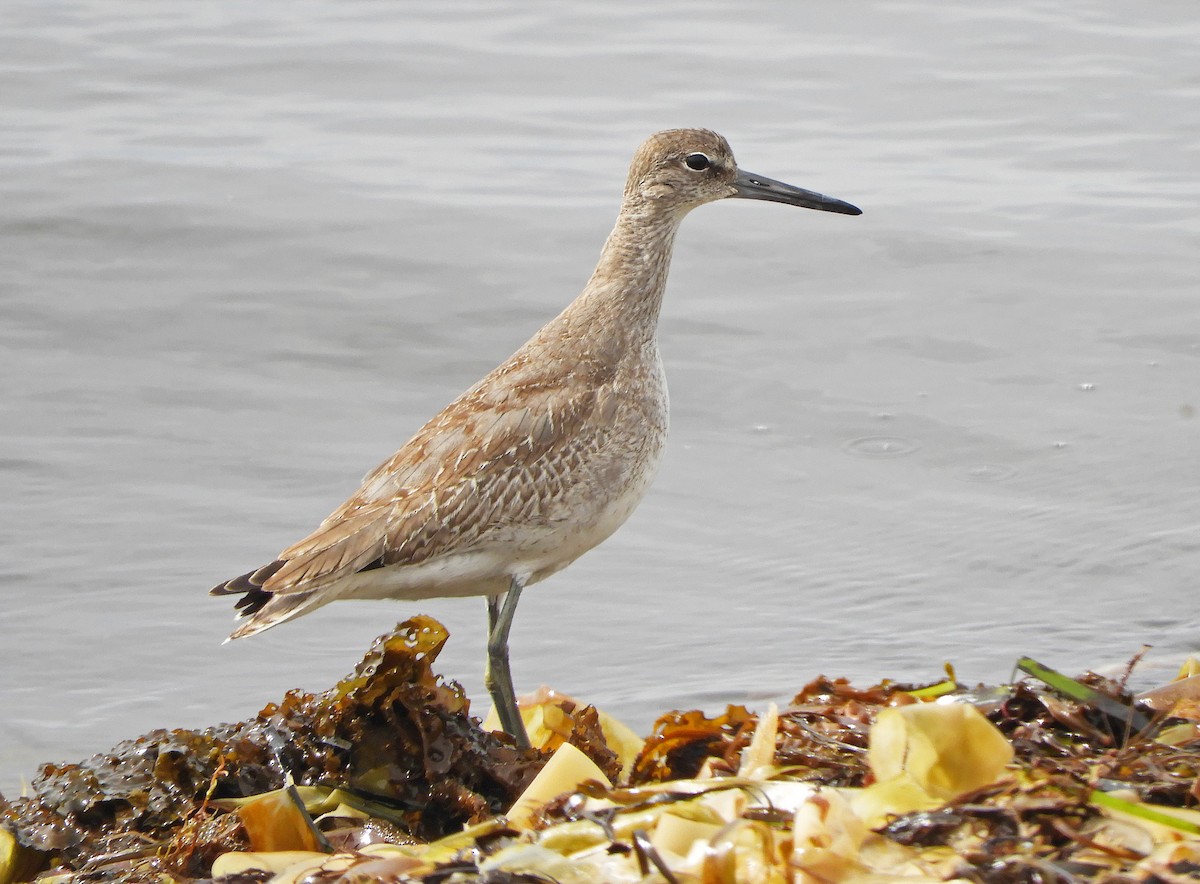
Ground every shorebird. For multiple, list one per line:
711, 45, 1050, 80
212, 129, 860, 749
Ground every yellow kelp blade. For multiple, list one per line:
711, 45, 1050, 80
869, 702, 1014, 802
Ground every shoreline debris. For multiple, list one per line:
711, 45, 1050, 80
3, 621, 1199, 882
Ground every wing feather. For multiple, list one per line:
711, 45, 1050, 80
263, 502, 391, 594
214, 344, 620, 628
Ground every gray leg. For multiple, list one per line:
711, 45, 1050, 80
485, 576, 529, 749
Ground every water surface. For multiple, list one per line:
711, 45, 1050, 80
3, 1, 1199, 790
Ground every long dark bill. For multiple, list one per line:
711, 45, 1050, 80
732, 169, 862, 215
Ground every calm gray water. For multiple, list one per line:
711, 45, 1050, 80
3, 1, 1198, 791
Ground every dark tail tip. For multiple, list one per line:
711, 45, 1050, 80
210, 560, 286, 620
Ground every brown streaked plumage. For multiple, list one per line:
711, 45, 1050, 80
212, 129, 861, 747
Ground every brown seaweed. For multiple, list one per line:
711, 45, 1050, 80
1, 617, 550, 880
4, 638, 1200, 883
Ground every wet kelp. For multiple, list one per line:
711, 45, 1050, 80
3, 627, 1200, 882
0, 617, 553, 880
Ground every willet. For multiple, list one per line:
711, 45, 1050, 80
212, 129, 860, 749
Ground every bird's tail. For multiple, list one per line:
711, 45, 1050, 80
211, 560, 332, 640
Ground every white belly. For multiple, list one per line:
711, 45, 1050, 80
335, 471, 657, 603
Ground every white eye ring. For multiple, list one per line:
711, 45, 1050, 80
684, 152, 711, 171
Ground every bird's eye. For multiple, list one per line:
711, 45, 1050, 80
684, 152, 711, 171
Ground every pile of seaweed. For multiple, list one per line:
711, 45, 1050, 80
0, 618, 560, 881
2, 619, 1199, 883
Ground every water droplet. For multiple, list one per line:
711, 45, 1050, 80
1077, 382, 1095, 392
842, 435, 920, 457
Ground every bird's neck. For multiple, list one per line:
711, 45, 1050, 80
568, 204, 684, 347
